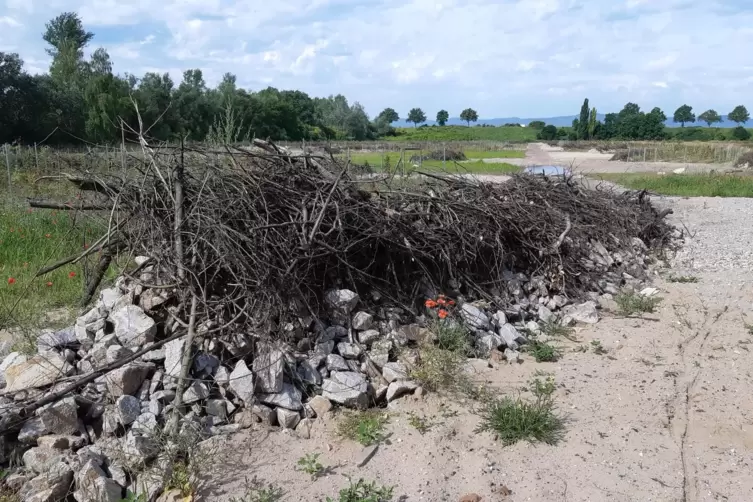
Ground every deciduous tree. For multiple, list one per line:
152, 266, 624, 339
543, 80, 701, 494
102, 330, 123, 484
728, 105, 750, 125
459, 108, 478, 126
673, 105, 695, 127
436, 109, 449, 126
698, 109, 721, 127
407, 108, 427, 127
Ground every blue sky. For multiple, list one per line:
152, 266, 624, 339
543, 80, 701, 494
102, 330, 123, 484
2, 0, 753, 119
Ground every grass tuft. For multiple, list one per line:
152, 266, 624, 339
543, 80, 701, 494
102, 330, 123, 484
527, 340, 562, 362
615, 291, 662, 316
597, 173, 753, 198
475, 390, 565, 446
326, 478, 394, 502
336, 410, 388, 446
431, 320, 471, 353
410, 345, 469, 393
667, 274, 699, 284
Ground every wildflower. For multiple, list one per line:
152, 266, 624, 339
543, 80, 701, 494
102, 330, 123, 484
437, 309, 448, 319
7, 277, 16, 285
68, 272, 76, 278
46, 281, 53, 287
45, 233, 51, 238
447, 299, 456, 306
425, 299, 438, 308
23, 262, 28, 268
437, 298, 446, 306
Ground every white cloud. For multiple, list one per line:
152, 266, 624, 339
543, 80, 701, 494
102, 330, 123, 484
3, 0, 753, 117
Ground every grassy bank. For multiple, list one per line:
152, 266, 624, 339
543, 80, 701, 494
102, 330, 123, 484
388, 125, 538, 142
597, 173, 753, 197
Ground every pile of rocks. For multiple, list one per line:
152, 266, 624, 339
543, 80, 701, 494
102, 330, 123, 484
0, 236, 654, 501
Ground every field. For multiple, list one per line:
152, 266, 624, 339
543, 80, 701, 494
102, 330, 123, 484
596, 172, 753, 197
388, 125, 538, 142
339, 148, 523, 175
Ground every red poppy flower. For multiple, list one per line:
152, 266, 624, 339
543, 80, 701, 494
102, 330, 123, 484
46, 281, 53, 287
68, 272, 76, 278
437, 309, 448, 319
447, 299, 456, 306
7, 277, 16, 285
425, 299, 438, 308
437, 298, 446, 306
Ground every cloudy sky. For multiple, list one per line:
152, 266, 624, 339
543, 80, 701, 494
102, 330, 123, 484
2, 0, 753, 118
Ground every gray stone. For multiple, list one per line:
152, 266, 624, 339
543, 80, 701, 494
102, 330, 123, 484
3, 351, 72, 392
307, 395, 332, 417
206, 399, 227, 418
37, 326, 77, 352
99, 287, 127, 314
357, 329, 381, 346
346, 359, 361, 372
109, 305, 157, 348
37, 396, 78, 435
352, 312, 374, 330
109, 463, 128, 488
396, 324, 421, 343
276, 408, 301, 429
552, 295, 567, 308
337, 342, 362, 359
214, 366, 230, 386
0, 351, 26, 387
251, 404, 276, 425
116, 395, 141, 425
252, 343, 284, 393
19, 417, 48, 443
19, 461, 73, 502
131, 412, 159, 434
79, 307, 103, 325
229, 360, 255, 404
504, 347, 521, 364
75, 459, 123, 502
148, 399, 163, 416
183, 381, 210, 404
258, 383, 303, 410
491, 310, 507, 328
565, 301, 599, 324
139, 288, 168, 312
476, 332, 503, 356
382, 362, 408, 383
322, 371, 368, 409
497, 323, 526, 350
297, 360, 321, 385
525, 321, 542, 335
141, 348, 166, 362
386, 380, 419, 402
106, 345, 132, 364
22, 446, 64, 474
152, 389, 176, 403
193, 352, 220, 375
295, 417, 314, 439
124, 431, 160, 461
314, 340, 335, 357
325, 289, 360, 314
163, 337, 186, 377
369, 339, 392, 368
460, 303, 491, 330
537, 305, 555, 323
326, 354, 349, 371
36, 434, 85, 450
89, 335, 120, 368
106, 363, 152, 397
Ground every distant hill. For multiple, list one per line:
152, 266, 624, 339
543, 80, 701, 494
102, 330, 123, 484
400, 114, 744, 128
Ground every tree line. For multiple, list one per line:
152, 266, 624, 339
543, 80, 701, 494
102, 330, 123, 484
537, 99, 752, 141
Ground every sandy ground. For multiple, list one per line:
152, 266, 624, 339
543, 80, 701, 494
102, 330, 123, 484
483, 143, 732, 174
199, 192, 753, 501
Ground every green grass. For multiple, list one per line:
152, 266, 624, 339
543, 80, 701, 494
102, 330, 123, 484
597, 173, 753, 197
527, 340, 562, 362
326, 478, 394, 502
336, 410, 389, 446
342, 151, 522, 175
667, 274, 699, 284
431, 319, 471, 353
614, 291, 662, 316
388, 125, 537, 142
463, 150, 525, 159
475, 393, 565, 446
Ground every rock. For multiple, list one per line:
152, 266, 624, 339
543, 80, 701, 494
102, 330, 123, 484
476, 332, 503, 356
192, 353, 220, 375
163, 337, 186, 377
19, 461, 73, 502
251, 404, 276, 426
3, 352, 72, 392
352, 312, 374, 330
141, 348, 166, 362
369, 340, 391, 367
106, 363, 152, 397
4, 472, 32, 491
356, 444, 378, 467
228, 360, 255, 404
152, 389, 176, 403
206, 399, 227, 419
148, 399, 163, 416
109, 305, 157, 348
308, 395, 332, 417
37, 396, 79, 435
252, 343, 284, 393
497, 324, 523, 350
322, 371, 369, 409
139, 288, 168, 312
214, 366, 230, 386
324, 325, 348, 341
386, 380, 419, 401
0, 351, 26, 387
640, 287, 659, 297
37, 326, 78, 352
182, 381, 209, 404
116, 395, 142, 425
358, 329, 381, 346
19, 417, 48, 443
74, 459, 123, 502
504, 348, 520, 364
276, 408, 301, 429
156, 489, 184, 502
124, 431, 159, 461
34, 434, 83, 451
297, 360, 321, 385
325, 289, 360, 314
337, 342, 362, 359
106, 345, 132, 364
296, 417, 314, 439
537, 306, 555, 323
552, 295, 567, 308
491, 311, 507, 328
132, 412, 159, 434
460, 303, 491, 330
314, 340, 335, 358
565, 301, 599, 324
382, 362, 408, 383
258, 383, 303, 410
109, 463, 128, 487
525, 321, 541, 335
459, 494, 483, 502
326, 354, 349, 372
22, 446, 65, 474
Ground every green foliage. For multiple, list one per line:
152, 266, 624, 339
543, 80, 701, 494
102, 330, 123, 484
590, 340, 606, 355
228, 480, 284, 502
475, 389, 565, 446
537, 124, 558, 140
614, 291, 662, 316
411, 344, 468, 393
698, 109, 722, 127
732, 126, 751, 140
528, 120, 546, 129
407, 412, 431, 434
337, 411, 388, 446
597, 173, 753, 198
326, 478, 394, 502
296, 453, 324, 480
578, 98, 590, 139
436, 109, 449, 126
667, 275, 699, 283
377, 107, 399, 124
728, 105, 750, 125
406, 108, 427, 127
431, 320, 471, 353
390, 125, 536, 142
673, 104, 696, 127
459, 108, 478, 126
166, 461, 195, 497
527, 340, 561, 362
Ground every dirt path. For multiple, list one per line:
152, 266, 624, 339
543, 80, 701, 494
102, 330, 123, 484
197, 195, 753, 502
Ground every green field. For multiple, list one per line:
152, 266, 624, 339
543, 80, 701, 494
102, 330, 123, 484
597, 173, 753, 197
341, 150, 521, 175
388, 125, 538, 142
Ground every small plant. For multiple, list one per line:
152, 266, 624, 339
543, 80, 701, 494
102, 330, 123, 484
337, 411, 388, 446
326, 478, 394, 502
411, 344, 468, 393
668, 275, 699, 284
430, 319, 470, 353
615, 291, 662, 316
407, 412, 431, 434
529, 376, 556, 399
0, 469, 19, 502
539, 321, 576, 341
228, 478, 283, 502
527, 340, 561, 362
165, 460, 194, 497
475, 391, 565, 446
296, 453, 324, 480
119, 493, 146, 502
590, 340, 607, 355
745, 323, 753, 336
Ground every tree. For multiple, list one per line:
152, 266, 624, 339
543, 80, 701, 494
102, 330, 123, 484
377, 108, 399, 124
650, 107, 667, 123
732, 126, 751, 140
698, 109, 721, 127
89, 48, 112, 76
43, 12, 93, 58
528, 120, 546, 129
673, 105, 695, 127
588, 107, 597, 139
728, 105, 750, 125
536, 125, 558, 140
436, 109, 449, 126
459, 108, 478, 126
578, 98, 590, 139
406, 108, 426, 127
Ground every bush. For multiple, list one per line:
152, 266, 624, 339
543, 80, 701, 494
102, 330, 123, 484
733, 126, 751, 141
735, 151, 753, 167
536, 125, 558, 140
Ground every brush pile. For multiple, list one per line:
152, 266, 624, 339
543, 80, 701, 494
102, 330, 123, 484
0, 139, 677, 501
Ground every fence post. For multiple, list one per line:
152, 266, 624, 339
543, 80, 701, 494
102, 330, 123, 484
4, 144, 11, 192
443, 143, 446, 169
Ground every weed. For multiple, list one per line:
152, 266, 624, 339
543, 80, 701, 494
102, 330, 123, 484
745, 323, 753, 336
296, 453, 324, 480
326, 478, 394, 502
337, 411, 388, 446
667, 275, 699, 284
407, 412, 431, 434
430, 319, 471, 353
119, 493, 147, 502
410, 344, 469, 393
0, 468, 19, 502
527, 340, 561, 362
529, 376, 556, 399
615, 291, 662, 316
475, 391, 565, 446
539, 321, 577, 341
165, 461, 194, 497
590, 340, 607, 355
228, 478, 284, 502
